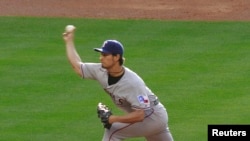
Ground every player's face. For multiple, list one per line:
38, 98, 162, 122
99, 53, 117, 69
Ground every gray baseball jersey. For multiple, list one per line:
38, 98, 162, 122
81, 63, 174, 141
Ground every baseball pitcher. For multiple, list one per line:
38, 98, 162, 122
63, 25, 174, 141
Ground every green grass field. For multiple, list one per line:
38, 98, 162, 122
0, 17, 249, 141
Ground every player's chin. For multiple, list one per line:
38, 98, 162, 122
101, 64, 107, 69
102, 64, 112, 70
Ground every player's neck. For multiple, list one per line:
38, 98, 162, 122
108, 66, 124, 77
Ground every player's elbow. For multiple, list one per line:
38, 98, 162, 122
136, 116, 144, 122
134, 110, 145, 122
71, 63, 83, 77
72, 67, 82, 77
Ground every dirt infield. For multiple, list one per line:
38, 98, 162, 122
0, 0, 249, 21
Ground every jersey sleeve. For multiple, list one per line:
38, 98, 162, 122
125, 84, 151, 110
80, 63, 102, 79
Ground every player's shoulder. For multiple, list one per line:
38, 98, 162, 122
123, 67, 145, 84
124, 67, 138, 77
82, 62, 103, 70
83, 62, 102, 67
81, 63, 106, 76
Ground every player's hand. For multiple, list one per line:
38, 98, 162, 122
63, 31, 74, 43
62, 25, 75, 43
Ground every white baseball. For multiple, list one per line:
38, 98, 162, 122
65, 25, 75, 32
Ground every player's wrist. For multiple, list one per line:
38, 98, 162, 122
66, 41, 75, 47
108, 115, 116, 124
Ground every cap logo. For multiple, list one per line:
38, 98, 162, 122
102, 40, 109, 48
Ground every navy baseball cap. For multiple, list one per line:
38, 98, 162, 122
94, 40, 124, 55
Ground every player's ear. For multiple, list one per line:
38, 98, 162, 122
113, 54, 120, 61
